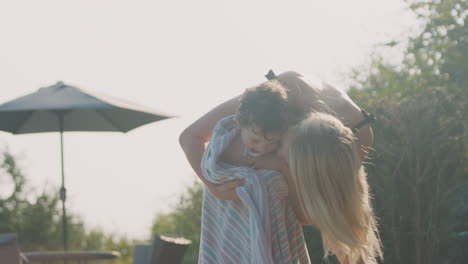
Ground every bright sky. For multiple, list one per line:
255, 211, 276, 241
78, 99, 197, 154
0, 0, 417, 240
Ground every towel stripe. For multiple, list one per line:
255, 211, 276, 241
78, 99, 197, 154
199, 116, 310, 263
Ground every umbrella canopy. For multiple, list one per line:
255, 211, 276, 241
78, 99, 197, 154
0, 81, 173, 134
0, 81, 174, 251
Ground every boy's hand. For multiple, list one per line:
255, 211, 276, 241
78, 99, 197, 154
206, 179, 245, 202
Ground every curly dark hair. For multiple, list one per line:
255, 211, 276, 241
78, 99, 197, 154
236, 80, 291, 136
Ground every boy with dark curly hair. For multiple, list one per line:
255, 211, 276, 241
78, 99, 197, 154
231, 79, 292, 158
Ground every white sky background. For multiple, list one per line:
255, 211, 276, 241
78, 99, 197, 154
0, 0, 418, 240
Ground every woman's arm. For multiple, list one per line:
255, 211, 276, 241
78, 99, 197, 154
324, 87, 374, 162
333, 101, 373, 162
354, 124, 373, 162
335, 254, 364, 264
179, 95, 244, 200
290, 78, 374, 162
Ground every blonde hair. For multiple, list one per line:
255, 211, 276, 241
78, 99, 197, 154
288, 112, 382, 264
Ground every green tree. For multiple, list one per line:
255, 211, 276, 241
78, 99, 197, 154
150, 181, 202, 264
0, 148, 134, 264
348, 0, 468, 262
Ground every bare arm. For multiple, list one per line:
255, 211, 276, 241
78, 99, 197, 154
335, 254, 365, 264
327, 89, 373, 162
334, 101, 373, 162
355, 124, 373, 162
179, 95, 244, 200
291, 79, 374, 162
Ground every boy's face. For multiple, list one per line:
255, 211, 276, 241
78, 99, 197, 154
240, 125, 283, 156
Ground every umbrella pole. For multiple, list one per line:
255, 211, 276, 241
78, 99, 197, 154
59, 124, 68, 252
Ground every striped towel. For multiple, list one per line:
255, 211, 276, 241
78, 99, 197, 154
199, 115, 311, 264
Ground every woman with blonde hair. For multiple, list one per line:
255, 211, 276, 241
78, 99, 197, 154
277, 112, 382, 264
180, 70, 381, 263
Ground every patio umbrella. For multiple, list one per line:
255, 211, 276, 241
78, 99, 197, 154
0, 81, 174, 251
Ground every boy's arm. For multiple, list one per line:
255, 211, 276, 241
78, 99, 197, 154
179, 95, 244, 200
